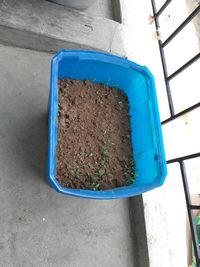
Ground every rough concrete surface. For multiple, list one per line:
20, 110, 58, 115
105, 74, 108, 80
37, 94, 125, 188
0, 44, 134, 267
82, 0, 114, 20
86, 0, 121, 23
0, 0, 125, 56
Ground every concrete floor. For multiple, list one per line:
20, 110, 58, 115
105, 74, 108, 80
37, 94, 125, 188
0, 44, 134, 267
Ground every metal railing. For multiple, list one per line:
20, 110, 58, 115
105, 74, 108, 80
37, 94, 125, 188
150, 0, 200, 266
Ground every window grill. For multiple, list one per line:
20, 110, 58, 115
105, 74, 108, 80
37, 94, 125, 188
150, 0, 200, 265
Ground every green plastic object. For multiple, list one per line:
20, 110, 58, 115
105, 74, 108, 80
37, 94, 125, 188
192, 214, 200, 267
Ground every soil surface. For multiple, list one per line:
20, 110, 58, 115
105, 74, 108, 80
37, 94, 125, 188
56, 79, 135, 190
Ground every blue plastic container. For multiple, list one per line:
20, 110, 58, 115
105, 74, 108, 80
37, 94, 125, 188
48, 50, 167, 199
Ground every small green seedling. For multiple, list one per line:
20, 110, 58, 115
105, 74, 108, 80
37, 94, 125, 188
124, 159, 136, 184
101, 147, 108, 157
70, 169, 80, 178
100, 159, 106, 166
107, 140, 115, 146
102, 129, 108, 136
98, 168, 105, 177
90, 176, 100, 191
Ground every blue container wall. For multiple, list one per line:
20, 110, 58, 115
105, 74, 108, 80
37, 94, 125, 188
48, 50, 167, 199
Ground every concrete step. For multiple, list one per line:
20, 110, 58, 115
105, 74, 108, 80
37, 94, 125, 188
0, 0, 125, 56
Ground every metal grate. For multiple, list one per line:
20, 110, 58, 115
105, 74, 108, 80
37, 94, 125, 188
150, 0, 200, 266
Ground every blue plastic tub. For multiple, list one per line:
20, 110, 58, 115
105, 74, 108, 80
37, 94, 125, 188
48, 50, 167, 199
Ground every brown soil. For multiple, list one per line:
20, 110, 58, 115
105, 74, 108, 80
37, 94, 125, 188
56, 79, 135, 191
